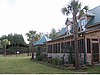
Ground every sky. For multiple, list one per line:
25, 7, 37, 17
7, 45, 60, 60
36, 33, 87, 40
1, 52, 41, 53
0, 0, 100, 43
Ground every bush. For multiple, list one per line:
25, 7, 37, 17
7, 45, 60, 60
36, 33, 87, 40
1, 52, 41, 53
47, 57, 52, 63
68, 54, 75, 65
67, 45, 75, 65
36, 46, 41, 57
36, 53, 47, 61
51, 58, 61, 66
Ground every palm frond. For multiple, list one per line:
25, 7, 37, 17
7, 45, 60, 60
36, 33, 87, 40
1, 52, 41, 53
61, 7, 70, 15
80, 10, 85, 15
68, 5, 72, 10
61, 7, 67, 15
70, 0, 81, 14
83, 6, 89, 12
78, 3, 81, 9
78, 9, 85, 19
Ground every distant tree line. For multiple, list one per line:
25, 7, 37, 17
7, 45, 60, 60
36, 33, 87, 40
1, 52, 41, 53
0, 33, 28, 55
0, 28, 59, 55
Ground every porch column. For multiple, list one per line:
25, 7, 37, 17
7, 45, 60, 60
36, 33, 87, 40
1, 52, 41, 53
84, 37, 87, 64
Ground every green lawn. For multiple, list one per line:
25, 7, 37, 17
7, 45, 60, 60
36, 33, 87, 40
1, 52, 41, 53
86, 65, 100, 74
0, 55, 100, 74
0, 56, 74, 74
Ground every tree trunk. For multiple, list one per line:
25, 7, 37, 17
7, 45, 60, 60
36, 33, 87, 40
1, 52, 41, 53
32, 52, 34, 59
4, 46, 6, 57
32, 46, 34, 59
73, 13, 80, 70
27, 49, 29, 56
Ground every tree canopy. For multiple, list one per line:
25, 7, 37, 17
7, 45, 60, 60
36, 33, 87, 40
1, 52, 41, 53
0, 33, 28, 54
2, 39, 11, 57
49, 28, 58, 40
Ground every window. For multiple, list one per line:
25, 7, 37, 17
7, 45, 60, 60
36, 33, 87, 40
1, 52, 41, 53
80, 19, 86, 26
64, 41, 70, 53
48, 45, 52, 53
68, 25, 71, 31
87, 39, 91, 53
92, 39, 98, 41
80, 18, 87, 31
71, 41, 74, 50
78, 39, 85, 53
57, 43, 60, 53
61, 42, 64, 53
53, 44, 57, 53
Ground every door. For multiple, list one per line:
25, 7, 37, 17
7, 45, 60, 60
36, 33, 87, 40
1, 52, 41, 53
92, 43, 99, 62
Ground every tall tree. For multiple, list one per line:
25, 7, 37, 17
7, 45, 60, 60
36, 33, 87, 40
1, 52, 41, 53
26, 30, 38, 42
49, 28, 58, 40
2, 39, 11, 57
61, 0, 88, 70
26, 30, 37, 56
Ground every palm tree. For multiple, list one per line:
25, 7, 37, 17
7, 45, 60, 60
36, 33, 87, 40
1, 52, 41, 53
26, 30, 41, 58
49, 28, 58, 40
2, 39, 11, 57
61, 0, 88, 70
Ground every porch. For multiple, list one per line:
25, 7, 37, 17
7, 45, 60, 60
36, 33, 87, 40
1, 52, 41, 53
47, 31, 100, 65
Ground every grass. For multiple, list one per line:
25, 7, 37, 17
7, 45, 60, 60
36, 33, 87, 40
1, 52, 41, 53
0, 54, 100, 74
86, 66, 100, 74
0, 55, 74, 74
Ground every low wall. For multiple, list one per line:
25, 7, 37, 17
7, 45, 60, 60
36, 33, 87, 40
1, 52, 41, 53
86, 53, 92, 64
48, 53, 84, 64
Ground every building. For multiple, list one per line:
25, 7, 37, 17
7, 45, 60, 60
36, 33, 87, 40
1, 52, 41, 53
33, 35, 51, 57
47, 6, 100, 65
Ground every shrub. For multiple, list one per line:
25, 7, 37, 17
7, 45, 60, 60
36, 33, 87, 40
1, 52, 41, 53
68, 54, 75, 65
36, 53, 47, 61
67, 45, 75, 65
47, 57, 52, 64
51, 58, 61, 66
36, 46, 41, 57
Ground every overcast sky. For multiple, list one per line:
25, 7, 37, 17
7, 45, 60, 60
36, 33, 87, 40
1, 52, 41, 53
0, 0, 100, 43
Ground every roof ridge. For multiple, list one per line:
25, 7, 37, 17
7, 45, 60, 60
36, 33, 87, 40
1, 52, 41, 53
34, 35, 51, 45
89, 5, 100, 11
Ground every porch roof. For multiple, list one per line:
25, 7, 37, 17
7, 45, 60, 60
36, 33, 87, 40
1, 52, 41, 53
34, 35, 51, 46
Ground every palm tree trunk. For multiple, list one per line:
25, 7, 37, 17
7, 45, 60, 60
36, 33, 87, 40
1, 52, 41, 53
73, 13, 80, 70
4, 46, 6, 57
32, 46, 34, 59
